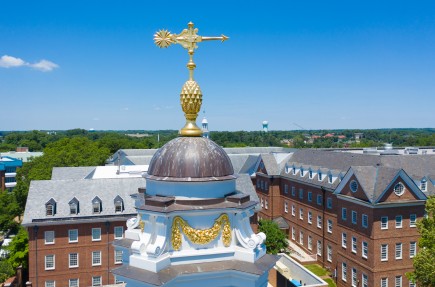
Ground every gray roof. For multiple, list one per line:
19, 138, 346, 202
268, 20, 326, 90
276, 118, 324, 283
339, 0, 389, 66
239, 155, 260, 175
228, 154, 251, 174
124, 156, 154, 165
22, 178, 145, 226
260, 154, 281, 176
236, 174, 260, 211
51, 166, 96, 180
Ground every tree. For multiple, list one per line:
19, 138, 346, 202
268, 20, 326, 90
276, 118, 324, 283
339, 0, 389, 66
258, 219, 290, 255
5, 226, 29, 269
407, 196, 435, 286
0, 260, 14, 283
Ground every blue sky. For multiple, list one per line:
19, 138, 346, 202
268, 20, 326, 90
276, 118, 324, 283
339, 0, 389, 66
1, 1, 435, 131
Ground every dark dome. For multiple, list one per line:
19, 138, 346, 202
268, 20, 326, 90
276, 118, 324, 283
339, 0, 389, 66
147, 137, 234, 180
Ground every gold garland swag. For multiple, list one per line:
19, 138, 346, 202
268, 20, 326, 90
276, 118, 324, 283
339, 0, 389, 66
171, 213, 232, 250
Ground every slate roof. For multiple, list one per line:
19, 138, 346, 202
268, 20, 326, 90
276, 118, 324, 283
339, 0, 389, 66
51, 166, 96, 180
236, 174, 260, 211
239, 155, 260, 175
22, 178, 145, 226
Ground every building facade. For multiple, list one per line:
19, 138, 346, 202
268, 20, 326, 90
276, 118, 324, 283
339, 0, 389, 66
0, 156, 22, 191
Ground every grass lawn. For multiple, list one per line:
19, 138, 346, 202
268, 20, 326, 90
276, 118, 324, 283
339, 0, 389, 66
323, 278, 336, 287
304, 264, 328, 276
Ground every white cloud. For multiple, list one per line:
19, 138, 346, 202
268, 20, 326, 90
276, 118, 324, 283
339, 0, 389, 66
0, 54, 59, 71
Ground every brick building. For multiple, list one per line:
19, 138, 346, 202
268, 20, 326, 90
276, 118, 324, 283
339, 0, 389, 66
255, 149, 434, 287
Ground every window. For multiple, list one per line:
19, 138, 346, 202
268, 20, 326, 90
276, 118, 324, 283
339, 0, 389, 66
46, 281, 55, 287
308, 236, 313, 250
327, 245, 332, 262
328, 173, 333, 184
284, 202, 288, 213
395, 276, 402, 287
260, 198, 264, 208
396, 215, 403, 228
342, 262, 347, 282
381, 244, 388, 261
46, 204, 54, 216
92, 276, 101, 287
300, 168, 304, 177
92, 197, 102, 214
291, 186, 296, 196
45, 231, 55, 244
318, 172, 323, 181
92, 228, 101, 241
381, 278, 388, 287
308, 192, 313, 202
352, 211, 357, 224
293, 167, 296, 175
362, 241, 368, 259
265, 199, 268, 209
92, 251, 101, 266
362, 273, 368, 287
114, 226, 123, 239
394, 183, 405, 196
299, 188, 304, 199
410, 241, 416, 258
114, 195, 124, 213
69, 279, 79, 287
69, 253, 78, 268
308, 211, 312, 224
352, 236, 357, 253
410, 214, 417, 227
317, 240, 322, 256
284, 184, 288, 194
115, 250, 123, 264
317, 215, 322, 228
342, 233, 347, 248
45, 255, 55, 270
421, 179, 427, 191
292, 227, 296, 240
381, 216, 388, 229
327, 197, 332, 209
291, 204, 295, 216
309, 170, 313, 179
409, 281, 416, 287
352, 268, 357, 287
396, 243, 402, 259
342, 208, 347, 220
69, 198, 79, 215
299, 231, 304, 245
327, 219, 332, 233
317, 195, 322, 206
350, 180, 358, 192
362, 214, 368, 228
299, 208, 304, 220
68, 229, 78, 243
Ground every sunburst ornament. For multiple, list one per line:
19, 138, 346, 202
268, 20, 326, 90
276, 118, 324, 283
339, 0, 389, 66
154, 30, 174, 48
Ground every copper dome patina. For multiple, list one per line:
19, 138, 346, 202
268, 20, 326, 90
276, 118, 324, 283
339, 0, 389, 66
146, 137, 234, 182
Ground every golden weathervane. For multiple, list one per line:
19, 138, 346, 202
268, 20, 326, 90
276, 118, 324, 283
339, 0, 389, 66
154, 22, 228, 136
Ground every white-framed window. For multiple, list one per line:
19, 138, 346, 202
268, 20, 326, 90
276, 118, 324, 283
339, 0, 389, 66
45, 231, 55, 245
92, 276, 102, 287
265, 199, 268, 209
381, 278, 388, 287
92, 251, 102, 266
260, 198, 264, 208
292, 227, 296, 240
114, 226, 124, 239
362, 273, 368, 287
381, 216, 388, 229
328, 173, 333, 184
362, 241, 368, 259
327, 245, 332, 262
69, 279, 79, 287
92, 197, 102, 214
68, 229, 78, 243
284, 184, 288, 194
308, 211, 312, 224
291, 186, 296, 196
410, 241, 416, 258
284, 202, 288, 213
342, 233, 347, 248
421, 179, 427, 191
115, 250, 123, 264
352, 211, 357, 224
396, 243, 402, 259
318, 172, 323, 181
299, 188, 304, 199
300, 168, 304, 177
114, 196, 124, 213
292, 167, 296, 175
395, 276, 402, 287
317, 215, 322, 228
299, 231, 304, 245
352, 236, 357, 253
308, 235, 313, 250
317, 240, 322, 256
309, 170, 313, 179
69, 253, 79, 268
342, 262, 347, 281
396, 215, 403, 228
70, 202, 78, 215
381, 244, 388, 261
342, 208, 347, 220
317, 194, 322, 206
394, 183, 405, 196
327, 219, 332, 233
327, 197, 332, 209
45, 281, 55, 287
350, 180, 358, 192
46, 203, 55, 216
352, 268, 357, 287
299, 208, 304, 220
308, 192, 313, 202
410, 214, 417, 227
291, 204, 295, 216
92, 228, 101, 241
45, 255, 55, 270
362, 214, 368, 228
409, 281, 416, 287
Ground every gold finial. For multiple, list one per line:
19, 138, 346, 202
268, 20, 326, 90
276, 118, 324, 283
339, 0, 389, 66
154, 22, 228, 136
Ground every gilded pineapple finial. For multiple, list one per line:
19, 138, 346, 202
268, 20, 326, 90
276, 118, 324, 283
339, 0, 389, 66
154, 22, 228, 137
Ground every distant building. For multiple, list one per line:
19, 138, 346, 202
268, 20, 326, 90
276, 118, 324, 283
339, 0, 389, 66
0, 156, 22, 191
201, 116, 209, 139
262, 121, 269, 132
354, 133, 364, 143
1, 147, 43, 163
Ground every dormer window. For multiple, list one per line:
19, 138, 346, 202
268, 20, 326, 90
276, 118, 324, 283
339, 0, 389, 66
92, 197, 102, 214
421, 179, 427, 192
318, 172, 323, 181
309, 170, 313, 179
292, 167, 296, 175
69, 197, 79, 215
328, 173, 333, 184
300, 168, 304, 177
45, 198, 56, 216
114, 195, 124, 213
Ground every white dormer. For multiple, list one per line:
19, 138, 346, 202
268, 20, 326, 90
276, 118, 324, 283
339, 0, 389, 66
308, 168, 317, 180
292, 166, 296, 175
69, 197, 79, 215
300, 167, 305, 177
114, 195, 124, 213
92, 196, 102, 214
45, 198, 56, 216
420, 178, 427, 192
318, 170, 323, 181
